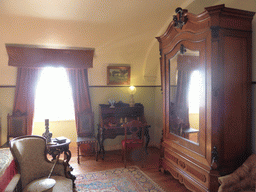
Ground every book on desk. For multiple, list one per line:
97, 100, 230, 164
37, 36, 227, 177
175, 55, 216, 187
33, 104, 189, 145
51, 137, 67, 144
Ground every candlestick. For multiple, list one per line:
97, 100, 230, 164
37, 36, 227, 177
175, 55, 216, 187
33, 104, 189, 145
45, 119, 49, 126
43, 119, 52, 143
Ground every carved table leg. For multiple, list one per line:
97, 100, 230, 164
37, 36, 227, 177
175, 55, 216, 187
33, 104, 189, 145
95, 141, 98, 161
102, 128, 105, 160
145, 125, 151, 154
63, 149, 76, 186
97, 126, 105, 160
64, 149, 71, 163
63, 160, 76, 187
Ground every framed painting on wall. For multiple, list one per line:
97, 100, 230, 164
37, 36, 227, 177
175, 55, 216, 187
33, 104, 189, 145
107, 66, 130, 85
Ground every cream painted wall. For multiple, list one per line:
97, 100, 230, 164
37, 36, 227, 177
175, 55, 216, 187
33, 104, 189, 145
153, 87, 163, 148
0, 14, 161, 86
33, 120, 77, 143
89, 86, 157, 151
0, 0, 256, 153
0, 6, 161, 146
0, 88, 15, 144
0, 86, 160, 150
189, 114, 199, 130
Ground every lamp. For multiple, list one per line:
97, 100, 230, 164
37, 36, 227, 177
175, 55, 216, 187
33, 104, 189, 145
129, 86, 136, 107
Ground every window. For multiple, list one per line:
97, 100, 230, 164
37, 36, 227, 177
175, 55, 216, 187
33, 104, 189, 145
188, 70, 203, 114
33, 67, 75, 122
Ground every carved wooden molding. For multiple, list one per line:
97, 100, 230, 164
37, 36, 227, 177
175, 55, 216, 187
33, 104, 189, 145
178, 160, 186, 169
165, 153, 179, 164
167, 167, 179, 179
187, 165, 207, 183
173, 7, 188, 29
183, 179, 204, 192
164, 164, 207, 192
178, 174, 184, 183
165, 150, 207, 183
180, 44, 186, 54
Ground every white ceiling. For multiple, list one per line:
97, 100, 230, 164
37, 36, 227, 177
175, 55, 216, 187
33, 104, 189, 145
0, 0, 195, 34
0, 0, 195, 84
0, 0, 188, 22
1, 0, 253, 85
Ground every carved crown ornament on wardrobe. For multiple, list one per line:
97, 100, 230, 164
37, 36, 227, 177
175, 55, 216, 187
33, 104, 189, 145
157, 4, 255, 192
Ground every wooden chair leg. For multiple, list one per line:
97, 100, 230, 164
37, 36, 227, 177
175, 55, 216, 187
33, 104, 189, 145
122, 147, 124, 161
141, 147, 146, 168
124, 145, 127, 168
95, 141, 98, 161
77, 143, 80, 164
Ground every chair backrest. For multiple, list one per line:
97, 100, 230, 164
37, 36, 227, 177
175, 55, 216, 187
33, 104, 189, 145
7, 111, 27, 142
9, 136, 50, 190
123, 120, 146, 142
77, 111, 94, 137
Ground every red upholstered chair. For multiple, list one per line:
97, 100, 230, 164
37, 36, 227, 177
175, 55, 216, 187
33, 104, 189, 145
122, 120, 147, 168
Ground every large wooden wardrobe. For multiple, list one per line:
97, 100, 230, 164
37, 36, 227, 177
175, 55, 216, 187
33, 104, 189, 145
156, 4, 255, 192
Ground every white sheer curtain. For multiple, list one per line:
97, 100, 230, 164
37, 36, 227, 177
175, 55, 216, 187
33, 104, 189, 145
33, 67, 75, 122
188, 70, 203, 114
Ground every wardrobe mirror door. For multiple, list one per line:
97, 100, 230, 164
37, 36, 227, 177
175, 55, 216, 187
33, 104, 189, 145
169, 48, 201, 143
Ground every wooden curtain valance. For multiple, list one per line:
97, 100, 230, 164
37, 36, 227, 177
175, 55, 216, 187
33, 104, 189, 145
5, 44, 94, 68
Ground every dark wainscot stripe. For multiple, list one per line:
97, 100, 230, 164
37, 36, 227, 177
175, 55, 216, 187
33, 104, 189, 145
2, 83, 256, 88
0, 85, 161, 88
89, 85, 161, 88
0, 85, 16, 88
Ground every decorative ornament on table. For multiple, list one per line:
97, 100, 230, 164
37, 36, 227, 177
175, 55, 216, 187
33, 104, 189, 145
108, 99, 116, 108
42, 119, 52, 143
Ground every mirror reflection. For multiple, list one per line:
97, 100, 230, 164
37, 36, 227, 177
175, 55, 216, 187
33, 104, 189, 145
169, 49, 201, 143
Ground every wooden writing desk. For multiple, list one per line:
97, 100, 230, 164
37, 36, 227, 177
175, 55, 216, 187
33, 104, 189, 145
97, 103, 150, 160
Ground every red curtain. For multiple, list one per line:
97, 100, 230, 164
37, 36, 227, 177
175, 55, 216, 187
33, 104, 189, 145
13, 68, 41, 135
175, 70, 191, 129
66, 68, 92, 132
7, 45, 94, 136
173, 55, 200, 131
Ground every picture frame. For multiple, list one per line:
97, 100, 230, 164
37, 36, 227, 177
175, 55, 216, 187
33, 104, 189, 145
107, 66, 130, 85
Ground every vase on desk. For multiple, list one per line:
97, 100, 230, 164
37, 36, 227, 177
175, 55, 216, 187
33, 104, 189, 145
108, 99, 115, 108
